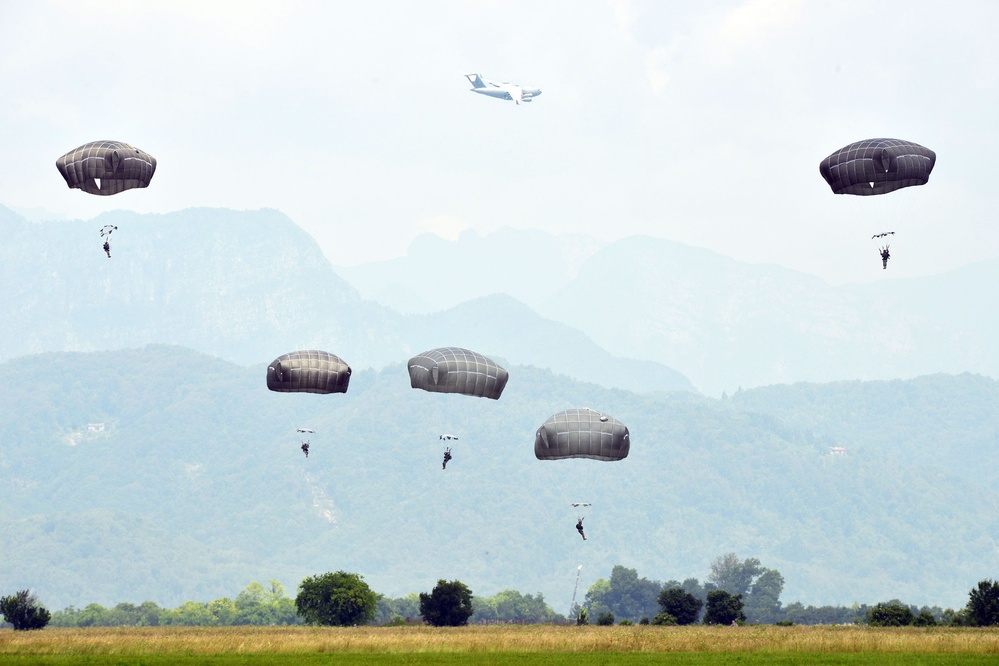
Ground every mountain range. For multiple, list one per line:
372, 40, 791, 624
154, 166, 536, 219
6, 205, 997, 395
0, 205, 691, 394
1, 203, 997, 614
341, 228, 999, 396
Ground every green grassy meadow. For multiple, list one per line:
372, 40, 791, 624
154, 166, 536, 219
2, 625, 999, 665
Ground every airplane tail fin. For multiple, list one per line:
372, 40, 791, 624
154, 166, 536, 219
465, 73, 485, 88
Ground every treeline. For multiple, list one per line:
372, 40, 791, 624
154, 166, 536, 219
577, 558, 978, 626
40, 582, 562, 628
18, 560, 999, 629
48, 581, 300, 627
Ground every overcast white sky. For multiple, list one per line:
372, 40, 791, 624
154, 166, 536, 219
2, 0, 997, 284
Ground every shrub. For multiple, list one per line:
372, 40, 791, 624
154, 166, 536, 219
0, 590, 51, 631
867, 601, 914, 627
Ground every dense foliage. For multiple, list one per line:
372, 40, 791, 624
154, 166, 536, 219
49, 582, 300, 627
470, 590, 560, 624
703, 591, 745, 625
966, 579, 999, 626
25, 566, 999, 629
657, 588, 703, 625
867, 601, 914, 627
585, 566, 662, 623
420, 580, 474, 627
0, 590, 51, 630
295, 572, 377, 627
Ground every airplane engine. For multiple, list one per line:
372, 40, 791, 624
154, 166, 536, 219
521, 94, 534, 102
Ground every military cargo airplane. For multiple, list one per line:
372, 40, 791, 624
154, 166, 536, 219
465, 73, 541, 104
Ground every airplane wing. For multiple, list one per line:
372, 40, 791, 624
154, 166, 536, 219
500, 84, 522, 104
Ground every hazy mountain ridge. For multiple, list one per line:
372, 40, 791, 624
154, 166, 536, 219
539, 236, 999, 394
400, 295, 693, 393
335, 228, 603, 313
334, 226, 999, 395
0, 206, 361, 362
0, 205, 693, 394
2, 346, 997, 611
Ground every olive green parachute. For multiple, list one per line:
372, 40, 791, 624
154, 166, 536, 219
266, 350, 351, 394
407, 347, 508, 399
819, 138, 935, 196
56, 140, 156, 195
534, 408, 630, 461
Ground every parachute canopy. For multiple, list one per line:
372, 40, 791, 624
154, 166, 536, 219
819, 138, 935, 196
408, 347, 509, 400
534, 408, 630, 461
267, 350, 351, 394
56, 140, 156, 196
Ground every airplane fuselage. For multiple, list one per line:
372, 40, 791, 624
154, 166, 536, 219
471, 86, 542, 102
465, 74, 541, 104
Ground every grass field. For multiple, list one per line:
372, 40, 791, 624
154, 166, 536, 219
2, 625, 998, 665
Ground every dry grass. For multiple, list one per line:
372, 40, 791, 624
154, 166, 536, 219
0, 625, 998, 657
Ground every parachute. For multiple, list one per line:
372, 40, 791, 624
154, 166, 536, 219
408, 347, 509, 400
819, 138, 935, 196
534, 408, 630, 461
266, 350, 351, 394
56, 140, 156, 196
99, 224, 117, 258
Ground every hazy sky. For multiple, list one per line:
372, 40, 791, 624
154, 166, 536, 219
2, 0, 997, 284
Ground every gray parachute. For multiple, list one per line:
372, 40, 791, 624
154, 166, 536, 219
56, 140, 156, 196
819, 138, 935, 196
407, 347, 508, 400
534, 408, 630, 461
267, 350, 351, 394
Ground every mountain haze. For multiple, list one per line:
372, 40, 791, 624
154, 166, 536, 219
336, 226, 999, 395
540, 236, 999, 395
335, 228, 602, 313
0, 205, 692, 394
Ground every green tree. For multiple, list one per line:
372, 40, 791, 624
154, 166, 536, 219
162, 601, 215, 626
966, 579, 999, 627
708, 554, 763, 597
743, 569, 784, 624
75, 603, 109, 627
707, 554, 784, 624
420, 579, 474, 627
703, 590, 745, 625
913, 610, 938, 626
576, 607, 589, 625
651, 611, 677, 626
0, 590, 51, 630
657, 587, 703, 625
488, 590, 557, 623
471, 596, 498, 623
296, 571, 377, 627
584, 565, 662, 622
208, 598, 238, 625
867, 601, 914, 627
375, 593, 421, 625
596, 611, 615, 625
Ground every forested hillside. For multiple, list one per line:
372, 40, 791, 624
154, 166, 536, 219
729, 374, 999, 491
2, 347, 996, 611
